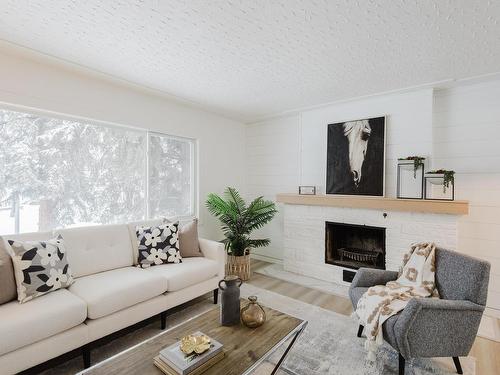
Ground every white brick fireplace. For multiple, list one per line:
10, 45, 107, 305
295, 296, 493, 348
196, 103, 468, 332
282, 203, 459, 286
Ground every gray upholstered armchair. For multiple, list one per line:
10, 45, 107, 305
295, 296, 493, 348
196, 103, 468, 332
349, 248, 490, 375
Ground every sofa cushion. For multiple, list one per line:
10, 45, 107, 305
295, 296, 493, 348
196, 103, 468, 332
0, 238, 17, 304
0, 289, 86, 356
68, 267, 167, 319
8, 236, 74, 303
146, 257, 219, 292
136, 222, 182, 268
127, 218, 165, 265
56, 224, 134, 278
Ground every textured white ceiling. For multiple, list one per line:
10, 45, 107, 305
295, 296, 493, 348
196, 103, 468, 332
0, 0, 499, 122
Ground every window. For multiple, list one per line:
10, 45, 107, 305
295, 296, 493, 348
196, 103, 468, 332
0, 107, 195, 234
148, 133, 194, 218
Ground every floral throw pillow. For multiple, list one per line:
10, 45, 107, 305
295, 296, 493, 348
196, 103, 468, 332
7, 236, 74, 303
136, 222, 182, 268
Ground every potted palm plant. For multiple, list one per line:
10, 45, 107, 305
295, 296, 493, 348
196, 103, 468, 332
206, 187, 277, 281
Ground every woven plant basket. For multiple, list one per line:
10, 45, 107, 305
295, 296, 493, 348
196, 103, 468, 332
226, 254, 251, 281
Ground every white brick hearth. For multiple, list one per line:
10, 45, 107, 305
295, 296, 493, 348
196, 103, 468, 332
283, 204, 459, 287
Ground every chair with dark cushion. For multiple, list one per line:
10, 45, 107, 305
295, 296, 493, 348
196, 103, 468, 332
349, 248, 490, 375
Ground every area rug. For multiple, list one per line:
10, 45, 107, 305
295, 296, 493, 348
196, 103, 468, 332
37, 284, 475, 375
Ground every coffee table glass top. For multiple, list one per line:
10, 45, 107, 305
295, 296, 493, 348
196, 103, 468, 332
78, 300, 307, 375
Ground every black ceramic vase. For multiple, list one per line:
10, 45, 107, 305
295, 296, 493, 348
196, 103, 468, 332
219, 275, 242, 326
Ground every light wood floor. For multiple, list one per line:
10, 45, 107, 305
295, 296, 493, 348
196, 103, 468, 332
249, 260, 500, 375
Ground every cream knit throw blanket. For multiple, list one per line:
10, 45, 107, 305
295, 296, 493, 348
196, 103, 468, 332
355, 242, 439, 360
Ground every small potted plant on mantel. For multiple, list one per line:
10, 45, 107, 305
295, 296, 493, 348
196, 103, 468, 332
206, 187, 277, 281
397, 156, 425, 178
397, 156, 426, 199
424, 169, 456, 201
425, 169, 455, 193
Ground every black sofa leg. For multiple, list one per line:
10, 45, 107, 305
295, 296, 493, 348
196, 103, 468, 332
452, 357, 463, 374
357, 324, 364, 338
160, 311, 167, 330
82, 344, 91, 369
213, 288, 218, 304
399, 353, 405, 375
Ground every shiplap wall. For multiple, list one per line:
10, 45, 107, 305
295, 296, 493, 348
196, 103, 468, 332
434, 81, 500, 312
246, 82, 500, 313
246, 115, 302, 262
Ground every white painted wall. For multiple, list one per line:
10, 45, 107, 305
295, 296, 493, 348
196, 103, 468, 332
0, 44, 246, 240
247, 83, 500, 312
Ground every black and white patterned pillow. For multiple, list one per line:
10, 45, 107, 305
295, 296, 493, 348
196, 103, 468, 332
136, 222, 182, 268
7, 236, 74, 303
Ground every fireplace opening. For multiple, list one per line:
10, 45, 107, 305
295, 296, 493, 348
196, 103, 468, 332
325, 222, 386, 270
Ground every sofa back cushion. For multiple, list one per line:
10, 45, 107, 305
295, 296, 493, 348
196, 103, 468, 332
56, 224, 134, 278
435, 247, 491, 305
0, 231, 54, 304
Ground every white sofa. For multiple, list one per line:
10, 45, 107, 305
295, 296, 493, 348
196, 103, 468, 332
0, 220, 225, 375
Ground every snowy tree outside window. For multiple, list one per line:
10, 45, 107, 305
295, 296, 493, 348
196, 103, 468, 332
0, 108, 195, 235
148, 133, 193, 218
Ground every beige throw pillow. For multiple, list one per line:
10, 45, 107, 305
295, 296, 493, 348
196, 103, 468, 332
0, 238, 17, 304
178, 218, 203, 258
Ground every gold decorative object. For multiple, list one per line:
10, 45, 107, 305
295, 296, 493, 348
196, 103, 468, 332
240, 295, 266, 328
180, 334, 211, 355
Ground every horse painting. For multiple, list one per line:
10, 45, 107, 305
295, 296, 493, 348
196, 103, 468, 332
326, 116, 385, 196
343, 119, 371, 188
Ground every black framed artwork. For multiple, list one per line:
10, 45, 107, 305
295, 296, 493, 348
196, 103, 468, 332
326, 116, 386, 196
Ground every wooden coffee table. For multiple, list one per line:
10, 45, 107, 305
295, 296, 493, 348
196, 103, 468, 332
78, 301, 307, 375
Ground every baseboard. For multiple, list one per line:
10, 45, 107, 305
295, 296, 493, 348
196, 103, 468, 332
250, 253, 283, 265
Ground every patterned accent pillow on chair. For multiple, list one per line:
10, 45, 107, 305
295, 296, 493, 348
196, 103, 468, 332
7, 236, 74, 303
136, 222, 182, 268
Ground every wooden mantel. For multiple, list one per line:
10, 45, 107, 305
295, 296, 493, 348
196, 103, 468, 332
276, 193, 469, 215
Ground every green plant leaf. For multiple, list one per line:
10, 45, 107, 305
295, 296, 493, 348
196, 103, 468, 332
247, 239, 271, 248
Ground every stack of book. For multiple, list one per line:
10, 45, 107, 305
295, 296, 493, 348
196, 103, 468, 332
154, 332, 224, 375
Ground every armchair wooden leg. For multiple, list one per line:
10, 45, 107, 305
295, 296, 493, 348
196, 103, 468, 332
398, 353, 405, 375
213, 288, 218, 304
357, 324, 364, 338
82, 344, 91, 369
160, 311, 167, 330
452, 357, 463, 374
